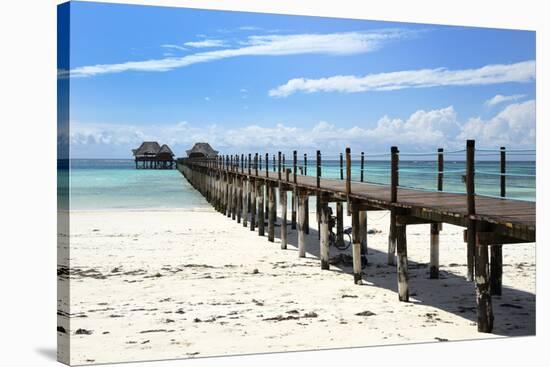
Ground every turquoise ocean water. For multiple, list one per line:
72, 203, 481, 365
61, 159, 535, 210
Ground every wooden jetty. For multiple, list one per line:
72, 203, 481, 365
176, 140, 535, 333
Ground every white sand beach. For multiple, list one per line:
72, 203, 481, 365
58, 208, 535, 365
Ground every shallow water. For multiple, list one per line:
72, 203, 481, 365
61, 159, 535, 210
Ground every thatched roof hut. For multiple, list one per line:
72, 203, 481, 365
186, 142, 218, 158
157, 144, 175, 161
133, 141, 161, 157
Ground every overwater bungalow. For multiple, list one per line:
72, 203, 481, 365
132, 141, 175, 169
185, 142, 219, 158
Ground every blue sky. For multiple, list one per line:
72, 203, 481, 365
63, 1, 536, 158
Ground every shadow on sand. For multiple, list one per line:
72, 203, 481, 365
250, 213, 535, 337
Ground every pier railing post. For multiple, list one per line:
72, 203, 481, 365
278, 151, 282, 180
490, 147, 505, 295
466, 139, 476, 282
316, 150, 321, 189
293, 150, 297, 184
340, 152, 344, 180
430, 148, 444, 279
266, 153, 269, 178
304, 153, 308, 176
248, 153, 251, 175
388, 146, 399, 265
345, 147, 351, 196
255, 153, 258, 176
360, 152, 364, 182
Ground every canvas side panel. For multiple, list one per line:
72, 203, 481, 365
57, 2, 70, 365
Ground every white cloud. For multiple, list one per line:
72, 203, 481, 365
268, 60, 535, 97
69, 100, 535, 158
484, 93, 525, 107
66, 29, 415, 78
238, 26, 262, 31
458, 100, 535, 148
183, 39, 227, 48
160, 44, 187, 51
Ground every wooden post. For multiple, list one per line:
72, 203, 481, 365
227, 175, 233, 218
266, 153, 269, 178
388, 146, 399, 265
280, 186, 287, 249
265, 183, 269, 221
316, 151, 322, 239
476, 223, 494, 332
316, 150, 321, 188
430, 148, 444, 279
232, 174, 237, 221
278, 151, 282, 180
500, 146, 506, 197
320, 197, 330, 270
268, 182, 275, 242
466, 139, 476, 282
243, 178, 248, 227
291, 188, 297, 230
490, 147, 505, 295
304, 153, 308, 176
345, 147, 351, 196
250, 179, 256, 231
359, 210, 367, 264
293, 150, 297, 183
430, 223, 441, 279
336, 202, 344, 246
248, 153, 251, 175
297, 190, 307, 258
360, 152, 364, 182
351, 202, 362, 284
396, 222, 409, 302
257, 181, 265, 236
238, 177, 243, 223
304, 194, 309, 234
255, 153, 258, 176
340, 152, 344, 180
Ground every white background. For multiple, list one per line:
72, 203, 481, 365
0, 0, 547, 366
